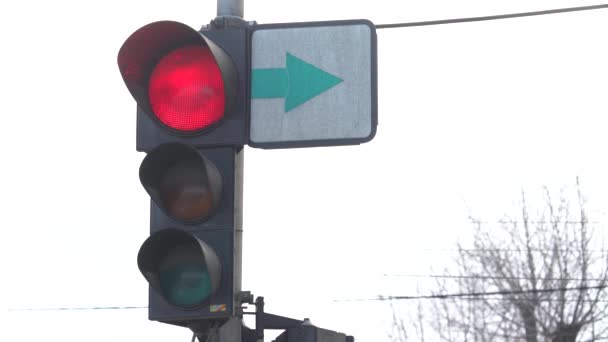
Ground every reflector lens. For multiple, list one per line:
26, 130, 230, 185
149, 45, 225, 132
158, 244, 212, 307
158, 159, 217, 221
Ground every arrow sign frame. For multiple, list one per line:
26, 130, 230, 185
248, 20, 378, 149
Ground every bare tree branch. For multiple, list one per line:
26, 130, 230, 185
390, 182, 608, 342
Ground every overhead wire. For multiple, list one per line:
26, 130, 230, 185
8, 306, 147, 312
383, 274, 608, 281
336, 284, 607, 302
375, 4, 608, 29
11, 284, 608, 311
423, 297, 608, 303
393, 248, 608, 253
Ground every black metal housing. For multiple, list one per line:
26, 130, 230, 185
144, 146, 242, 326
137, 228, 222, 307
117, 20, 250, 151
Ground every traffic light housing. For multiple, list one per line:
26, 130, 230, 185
139, 144, 242, 326
117, 19, 247, 328
118, 20, 249, 151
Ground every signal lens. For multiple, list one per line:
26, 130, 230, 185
158, 243, 212, 307
149, 45, 225, 132
158, 159, 217, 221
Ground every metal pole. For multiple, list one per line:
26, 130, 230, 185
217, 0, 244, 18
214, 4, 244, 342
233, 147, 244, 312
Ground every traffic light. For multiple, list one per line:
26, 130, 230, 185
117, 19, 248, 329
118, 14, 374, 342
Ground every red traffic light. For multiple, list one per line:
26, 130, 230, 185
118, 21, 235, 134
149, 45, 225, 131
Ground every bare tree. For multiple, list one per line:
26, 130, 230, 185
391, 180, 608, 342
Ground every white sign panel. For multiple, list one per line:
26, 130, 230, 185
249, 20, 377, 148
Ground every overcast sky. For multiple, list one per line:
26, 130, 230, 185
5, 1, 608, 341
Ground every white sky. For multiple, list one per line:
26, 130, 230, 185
4, 1, 607, 341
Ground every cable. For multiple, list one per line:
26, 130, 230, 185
466, 221, 605, 224
336, 284, 606, 302
428, 297, 608, 303
402, 248, 608, 253
384, 274, 608, 282
375, 4, 608, 29
8, 306, 147, 312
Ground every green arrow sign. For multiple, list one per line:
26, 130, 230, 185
251, 53, 343, 112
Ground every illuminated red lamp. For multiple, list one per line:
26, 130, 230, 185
149, 45, 225, 132
117, 21, 235, 135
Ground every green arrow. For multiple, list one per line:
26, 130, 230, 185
251, 53, 343, 112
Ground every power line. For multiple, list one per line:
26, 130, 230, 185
432, 297, 608, 303
336, 284, 606, 302
384, 274, 608, 282
469, 335, 608, 342
12, 295, 608, 313
8, 306, 147, 312
375, 4, 608, 29
398, 248, 608, 253
469, 221, 604, 224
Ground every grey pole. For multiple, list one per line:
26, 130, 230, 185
217, 0, 244, 18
